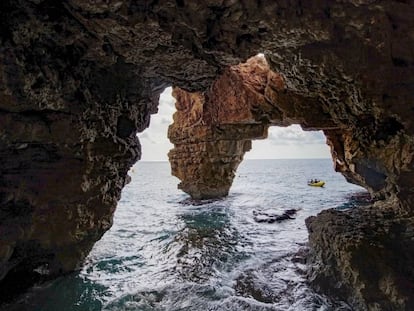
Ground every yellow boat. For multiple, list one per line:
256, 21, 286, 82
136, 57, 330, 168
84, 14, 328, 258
308, 180, 325, 187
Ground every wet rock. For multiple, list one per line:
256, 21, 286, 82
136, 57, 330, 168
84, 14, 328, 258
253, 209, 299, 224
306, 206, 414, 311
235, 272, 280, 304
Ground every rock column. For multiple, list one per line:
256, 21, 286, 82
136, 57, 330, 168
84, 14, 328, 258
168, 87, 268, 199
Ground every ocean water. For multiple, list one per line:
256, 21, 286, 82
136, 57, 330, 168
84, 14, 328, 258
4, 159, 367, 311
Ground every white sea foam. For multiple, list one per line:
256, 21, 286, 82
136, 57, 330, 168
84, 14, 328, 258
4, 159, 364, 311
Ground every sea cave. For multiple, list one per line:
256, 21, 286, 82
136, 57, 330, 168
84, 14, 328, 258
0, 1, 414, 310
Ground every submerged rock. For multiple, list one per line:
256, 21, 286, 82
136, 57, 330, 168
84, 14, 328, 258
253, 209, 299, 223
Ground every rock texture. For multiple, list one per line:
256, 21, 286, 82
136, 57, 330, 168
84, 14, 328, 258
169, 51, 413, 204
167, 55, 336, 199
0, 0, 164, 299
168, 57, 272, 199
306, 204, 414, 311
0, 1, 413, 310
168, 53, 414, 309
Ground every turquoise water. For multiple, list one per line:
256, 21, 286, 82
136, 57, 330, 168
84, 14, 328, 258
3, 159, 366, 311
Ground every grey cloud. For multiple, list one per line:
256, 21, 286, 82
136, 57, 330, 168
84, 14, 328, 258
267, 125, 326, 145
160, 117, 172, 125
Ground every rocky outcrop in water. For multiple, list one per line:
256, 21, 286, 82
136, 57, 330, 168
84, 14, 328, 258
306, 203, 414, 311
1, 1, 414, 309
168, 57, 271, 199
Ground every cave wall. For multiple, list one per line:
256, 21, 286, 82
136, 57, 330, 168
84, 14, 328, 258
168, 55, 414, 309
168, 55, 414, 205
0, 0, 414, 309
0, 1, 164, 296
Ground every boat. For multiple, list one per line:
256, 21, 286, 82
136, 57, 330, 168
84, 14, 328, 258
308, 180, 325, 187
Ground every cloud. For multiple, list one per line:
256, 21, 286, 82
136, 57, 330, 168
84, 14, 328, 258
158, 87, 176, 110
138, 88, 175, 160
140, 132, 149, 139
138, 132, 157, 144
246, 141, 330, 159
267, 125, 326, 145
160, 117, 172, 125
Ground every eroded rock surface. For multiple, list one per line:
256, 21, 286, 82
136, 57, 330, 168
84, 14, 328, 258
168, 57, 272, 199
168, 54, 414, 311
0, 1, 414, 309
306, 203, 414, 311
169, 53, 414, 205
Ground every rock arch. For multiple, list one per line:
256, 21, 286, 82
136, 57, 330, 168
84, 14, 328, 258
168, 55, 414, 309
168, 55, 408, 203
0, 1, 414, 309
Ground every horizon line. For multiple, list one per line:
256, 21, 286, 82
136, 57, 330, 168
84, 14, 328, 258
137, 157, 331, 162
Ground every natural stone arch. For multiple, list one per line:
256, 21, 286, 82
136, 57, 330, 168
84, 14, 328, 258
167, 55, 406, 202
168, 55, 414, 309
0, 1, 413, 310
168, 56, 276, 199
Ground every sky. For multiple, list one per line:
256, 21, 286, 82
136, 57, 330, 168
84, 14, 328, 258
137, 87, 331, 161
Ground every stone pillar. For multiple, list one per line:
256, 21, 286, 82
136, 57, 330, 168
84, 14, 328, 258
167, 58, 273, 199
168, 124, 266, 199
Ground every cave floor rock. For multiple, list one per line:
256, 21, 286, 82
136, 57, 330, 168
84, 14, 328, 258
306, 204, 414, 311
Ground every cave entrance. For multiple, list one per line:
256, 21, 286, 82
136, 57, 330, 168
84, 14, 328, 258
81, 104, 366, 310
135, 86, 337, 199
163, 82, 366, 205
52, 85, 367, 311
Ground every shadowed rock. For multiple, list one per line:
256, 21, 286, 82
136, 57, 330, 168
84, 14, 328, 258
253, 209, 299, 223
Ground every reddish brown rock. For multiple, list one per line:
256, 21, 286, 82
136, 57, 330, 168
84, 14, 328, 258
168, 54, 412, 205
168, 50, 414, 309
168, 57, 272, 199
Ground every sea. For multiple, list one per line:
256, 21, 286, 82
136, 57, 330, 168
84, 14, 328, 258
3, 159, 368, 311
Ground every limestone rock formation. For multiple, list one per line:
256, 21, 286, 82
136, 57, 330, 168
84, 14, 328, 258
168, 57, 272, 199
306, 204, 414, 311
0, 1, 413, 310
168, 53, 414, 309
167, 55, 340, 200
169, 52, 412, 205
